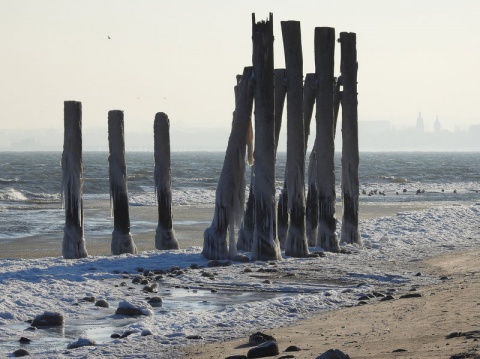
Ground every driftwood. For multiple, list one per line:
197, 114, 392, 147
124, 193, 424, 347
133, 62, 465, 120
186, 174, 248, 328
251, 13, 282, 261
339, 32, 361, 245
314, 27, 339, 252
154, 112, 179, 250
62, 101, 88, 259
203, 66, 254, 259
281, 20, 309, 257
108, 110, 137, 255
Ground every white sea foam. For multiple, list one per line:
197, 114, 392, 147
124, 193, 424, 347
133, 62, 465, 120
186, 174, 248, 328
0, 203, 478, 358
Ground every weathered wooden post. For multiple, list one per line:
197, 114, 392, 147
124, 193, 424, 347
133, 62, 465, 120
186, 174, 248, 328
154, 112, 179, 250
315, 27, 340, 252
304, 74, 318, 246
251, 13, 282, 261
339, 32, 361, 245
274, 68, 288, 248
203, 66, 255, 259
108, 110, 138, 255
62, 101, 88, 259
281, 20, 309, 257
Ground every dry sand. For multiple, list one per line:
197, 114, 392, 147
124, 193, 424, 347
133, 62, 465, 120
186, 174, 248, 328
182, 250, 480, 359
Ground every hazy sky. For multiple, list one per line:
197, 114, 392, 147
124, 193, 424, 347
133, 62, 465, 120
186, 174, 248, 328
1, 0, 479, 142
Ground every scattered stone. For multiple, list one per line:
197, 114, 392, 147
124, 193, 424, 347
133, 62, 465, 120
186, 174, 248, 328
95, 299, 110, 308
201, 271, 215, 278
190, 263, 200, 269
440, 276, 450, 280
233, 254, 250, 262
307, 253, 320, 258
392, 348, 407, 352
141, 329, 153, 336
225, 355, 248, 359
140, 279, 150, 285
311, 251, 327, 257
211, 289, 218, 293
399, 293, 422, 299
244, 268, 253, 273
136, 267, 144, 273
19, 337, 31, 344
13, 349, 30, 357
358, 295, 370, 301
415, 272, 422, 276
115, 300, 153, 316
131, 276, 143, 284
249, 332, 276, 346
372, 292, 385, 298
81, 296, 96, 303
446, 330, 480, 340
143, 283, 159, 293
247, 340, 279, 358
263, 280, 272, 284
278, 355, 295, 359
285, 345, 301, 352
357, 301, 368, 306
143, 270, 154, 277
380, 295, 395, 301
31, 311, 64, 327
110, 333, 121, 339
316, 348, 351, 359
67, 337, 96, 349
186, 335, 203, 340
120, 330, 135, 338
208, 260, 233, 267
147, 297, 163, 307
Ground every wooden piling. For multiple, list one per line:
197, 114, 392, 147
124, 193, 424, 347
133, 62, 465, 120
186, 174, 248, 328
62, 101, 88, 259
203, 66, 255, 259
108, 110, 137, 255
339, 32, 361, 245
314, 27, 340, 252
251, 13, 281, 261
154, 112, 179, 250
304, 74, 318, 246
281, 20, 309, 257
274, 68, 288, 248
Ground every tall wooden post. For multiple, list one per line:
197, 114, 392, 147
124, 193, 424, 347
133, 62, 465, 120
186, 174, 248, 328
281, 21, 308, 257
62, 101, 88, 259
274, 68, 288, 248
304, 74, 318, 246
315, 27, 340, 252
251, 13, 282, 261
108, 110, 138, 255
203, 67, 255, 259
340, 32, 361, 245
154, 112, 179, 250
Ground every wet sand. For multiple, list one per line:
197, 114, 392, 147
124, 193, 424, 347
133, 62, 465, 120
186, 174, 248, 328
0, 201, 444, 259
182, 249, 480, 359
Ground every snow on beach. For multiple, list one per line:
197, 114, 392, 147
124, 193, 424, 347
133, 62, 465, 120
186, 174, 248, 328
0, 203, 479, 358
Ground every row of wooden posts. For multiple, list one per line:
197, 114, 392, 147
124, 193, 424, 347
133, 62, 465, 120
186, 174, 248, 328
202, 14, 360, 261
61, 13, 360, 261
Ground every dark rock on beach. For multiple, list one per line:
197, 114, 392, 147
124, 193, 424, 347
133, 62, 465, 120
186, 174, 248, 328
249, 331, 276, 345
81, 296, 96, 303
19, 337, 31, 344
225, 355, 248, 359
380, 294, 395, 301
399, 293, 423, 299
31, 311, 64, 327
147, 296, 163, 307
316, 348, 351, 359
247, 340, 279, 358
67, 337, 96, 349
95, 299, 110, 308
13, 349, 30, 357
285, 345, 301, 351
186, 334, 204, 340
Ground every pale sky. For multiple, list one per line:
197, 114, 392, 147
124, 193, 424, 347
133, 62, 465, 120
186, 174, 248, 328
1, 0, 479, 148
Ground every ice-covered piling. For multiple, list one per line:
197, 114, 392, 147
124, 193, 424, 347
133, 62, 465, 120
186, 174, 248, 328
62, 101, 88, 259
314, 27, 340, 252
251, 13, 282, 261
203, 66, 254, 260
304, 74, 318, 246
154, 112, 179, 250
108, 110, 137, 255
340, 32, 361, 245
282, 21, 309, 257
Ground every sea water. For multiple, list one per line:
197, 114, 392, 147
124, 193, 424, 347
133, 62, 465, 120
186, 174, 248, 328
0, 151, 479, 242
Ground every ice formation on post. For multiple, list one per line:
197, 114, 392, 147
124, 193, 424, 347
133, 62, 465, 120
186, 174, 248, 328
108, 110, 137, 255
314, 27, 340, 252
62, 101, 88, 259
251, 13, 282, 261
203, 66, 255, 260
282, 20, 309, 258
154, 112, 179, 250
340, 32, 361, 245
304, 74, 318, 247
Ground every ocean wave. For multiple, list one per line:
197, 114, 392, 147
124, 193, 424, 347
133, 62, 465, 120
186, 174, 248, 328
0, 188, 60, 204
379, 176, 409, 183
0, 177, 20, 184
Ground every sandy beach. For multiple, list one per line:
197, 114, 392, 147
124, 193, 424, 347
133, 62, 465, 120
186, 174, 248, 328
182, 249, 480, 359
1, 200, 478, 359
